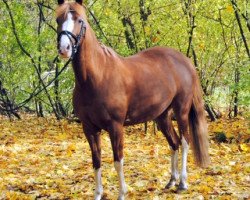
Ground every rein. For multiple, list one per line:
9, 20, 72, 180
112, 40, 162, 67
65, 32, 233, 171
57, 19, 86, 59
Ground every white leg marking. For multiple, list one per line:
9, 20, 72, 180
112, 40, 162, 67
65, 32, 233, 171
180, 137, 189, 189
94, 168, 103, 200
60, 13, 74, 56
166, 148, 179, 188
114, 159, 127, 200
171, 149, 179, 180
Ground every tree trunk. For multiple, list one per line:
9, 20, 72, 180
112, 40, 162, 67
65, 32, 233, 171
54, 60, 66, 117
233, 67, 240, 117
117, 0, 138, 52
0, 82, 21, 120
139, 0, 151, 49
231, 0, 250, 58
36, 3, 44, 117
205, 103, 217, 121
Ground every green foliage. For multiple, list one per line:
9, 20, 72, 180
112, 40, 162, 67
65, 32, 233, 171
0, 0, 249, 117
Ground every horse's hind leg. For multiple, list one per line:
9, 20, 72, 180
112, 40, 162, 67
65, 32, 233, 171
173, 96, 192, 191
156, 109, 180, 189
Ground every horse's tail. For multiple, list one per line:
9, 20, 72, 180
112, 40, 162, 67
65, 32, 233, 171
189, 79, 210, 168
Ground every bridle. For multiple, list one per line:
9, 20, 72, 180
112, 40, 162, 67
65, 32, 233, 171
57, 17, 86, 59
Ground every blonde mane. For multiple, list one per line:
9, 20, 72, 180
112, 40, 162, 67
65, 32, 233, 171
56, 2, 87, 19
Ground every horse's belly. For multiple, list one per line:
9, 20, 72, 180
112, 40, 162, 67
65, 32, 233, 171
125, 99, 172, 125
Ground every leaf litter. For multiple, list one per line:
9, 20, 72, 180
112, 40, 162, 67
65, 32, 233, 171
0, 115, 249, 199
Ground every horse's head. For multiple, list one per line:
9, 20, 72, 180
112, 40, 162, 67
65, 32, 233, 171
56, 0, 87, 58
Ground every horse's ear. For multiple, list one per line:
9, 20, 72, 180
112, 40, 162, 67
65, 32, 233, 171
76, 0, 83, 5
58, 0, 65, 5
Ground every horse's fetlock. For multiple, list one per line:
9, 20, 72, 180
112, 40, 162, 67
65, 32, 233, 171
94, 193, 102, 200
166, 179, 176, 189
118, 194, 126, 200
95, 186, 103, 198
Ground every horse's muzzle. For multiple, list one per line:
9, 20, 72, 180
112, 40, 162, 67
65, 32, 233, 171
58, 43, 72, 59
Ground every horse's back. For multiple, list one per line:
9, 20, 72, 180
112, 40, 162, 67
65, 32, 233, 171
131, 46, 195, 72
124, 46, 196, 92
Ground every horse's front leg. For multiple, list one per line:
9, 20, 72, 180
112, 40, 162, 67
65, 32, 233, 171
108, 121, 127, 200
83, 126, 103, 200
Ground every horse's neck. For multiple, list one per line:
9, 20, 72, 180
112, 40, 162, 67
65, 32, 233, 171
72, 25, 106, 88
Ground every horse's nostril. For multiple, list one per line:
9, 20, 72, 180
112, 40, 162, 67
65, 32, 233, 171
67, 45, 70, 50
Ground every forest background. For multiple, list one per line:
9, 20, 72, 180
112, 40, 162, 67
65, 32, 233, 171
0, 0, 249, 199
0, 0, 249, 119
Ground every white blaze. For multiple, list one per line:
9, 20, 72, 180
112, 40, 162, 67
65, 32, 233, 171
60, 12, 74, 56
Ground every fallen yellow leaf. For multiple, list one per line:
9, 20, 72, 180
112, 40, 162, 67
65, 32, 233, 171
239, 144, 249, 152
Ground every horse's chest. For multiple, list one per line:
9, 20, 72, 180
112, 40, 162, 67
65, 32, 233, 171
73, 91, 100, 112
73, 90, 113, 125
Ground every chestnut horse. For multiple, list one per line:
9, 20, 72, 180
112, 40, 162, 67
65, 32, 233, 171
56, 1, 210, 199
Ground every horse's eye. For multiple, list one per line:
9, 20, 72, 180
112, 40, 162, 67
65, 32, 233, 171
78, 19, 83, 23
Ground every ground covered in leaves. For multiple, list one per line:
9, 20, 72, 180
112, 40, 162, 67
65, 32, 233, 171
0, 116, 249, 200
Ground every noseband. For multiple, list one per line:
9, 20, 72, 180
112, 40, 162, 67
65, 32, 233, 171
57, 19, 86, 59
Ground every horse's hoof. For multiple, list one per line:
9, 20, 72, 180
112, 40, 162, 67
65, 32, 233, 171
165, 181, 176, 189
176, 182, 188, 193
